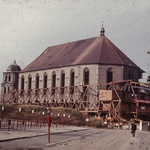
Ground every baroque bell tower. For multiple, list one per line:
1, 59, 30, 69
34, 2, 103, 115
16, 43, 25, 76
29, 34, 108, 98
1, 60, 21, 103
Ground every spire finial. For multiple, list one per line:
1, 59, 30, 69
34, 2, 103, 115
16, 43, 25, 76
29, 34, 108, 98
100, 22, 105, 36
13, 60, 17, 65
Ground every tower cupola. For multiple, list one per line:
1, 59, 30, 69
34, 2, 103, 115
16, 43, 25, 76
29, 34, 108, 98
6, 60, 21, 72
100, 24, 105, 36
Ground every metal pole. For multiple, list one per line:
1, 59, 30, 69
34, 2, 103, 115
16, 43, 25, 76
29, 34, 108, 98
48, 118, 50, 143
46, 107, 52, 143
47, 114, 51, 143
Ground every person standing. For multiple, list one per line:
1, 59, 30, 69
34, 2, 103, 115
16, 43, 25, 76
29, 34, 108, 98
131, 122, 137, 137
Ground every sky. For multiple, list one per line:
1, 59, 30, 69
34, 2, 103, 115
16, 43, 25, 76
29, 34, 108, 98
0, 0, 150, 87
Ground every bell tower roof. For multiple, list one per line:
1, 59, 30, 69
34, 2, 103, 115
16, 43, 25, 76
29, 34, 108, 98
6, 60, 21, 72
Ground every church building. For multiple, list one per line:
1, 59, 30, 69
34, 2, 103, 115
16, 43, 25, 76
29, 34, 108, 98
1, 27, 144, 107
19, 27, 144, 91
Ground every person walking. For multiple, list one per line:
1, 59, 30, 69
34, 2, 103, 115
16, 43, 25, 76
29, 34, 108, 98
131, 122, 137, 137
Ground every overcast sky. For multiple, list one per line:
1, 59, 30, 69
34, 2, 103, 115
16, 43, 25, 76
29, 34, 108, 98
0, 0, 150, 86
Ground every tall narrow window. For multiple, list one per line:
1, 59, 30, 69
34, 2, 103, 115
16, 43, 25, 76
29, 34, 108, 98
20, 76, 24, 95
83, 68, 89, 94
43, 73, 47, 95
4, 87, 6, 94
107, 68, 114, 89
8, 75, 11, 81
28, 75, 32, 90
70, 69, 75, 94
15, 74, 19, 89
35, 74, 39, 95
35, 74, 39, 89
70, 69, 75, 86
21, 76, 25, 91
83, 68, 89, 85
60, 70, 65, 94
51, 71, 56, 94
107, 68, 113, 83
5, 76, 7, 82
43, 73, 47, 88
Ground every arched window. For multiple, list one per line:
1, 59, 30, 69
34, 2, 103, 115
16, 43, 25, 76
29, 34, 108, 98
5, 76, 7, 82
35, 74, 39, 89
107, 68, 114, 83
51, 71, 56, 94
107, 68, 114, 89
43, 73, 48, 89
8, 75, 11, 81
4, 87, 6, 94
52, 72, 56, 88
70, 69, 75, 86
83, 68, 89, 85
83, 68, 89, 95
15, 74, 19, 88
70, 69, 75, 94
21, 76, 24, 95
28, 75, 32, 90
60, 70, 65, 94
43, 73, 48, 95
21, 76, 25, 91
61, 70, 65, 87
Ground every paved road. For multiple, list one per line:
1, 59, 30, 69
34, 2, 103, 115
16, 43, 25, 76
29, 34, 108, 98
44, 129, 150, 150
0, 128, 150, 150
0, 130, 91, 149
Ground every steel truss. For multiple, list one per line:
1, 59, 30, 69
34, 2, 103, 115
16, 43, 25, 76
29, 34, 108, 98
2, 80, 150, 121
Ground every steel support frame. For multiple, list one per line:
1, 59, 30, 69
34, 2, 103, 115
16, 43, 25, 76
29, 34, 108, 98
2, 80, 150, 121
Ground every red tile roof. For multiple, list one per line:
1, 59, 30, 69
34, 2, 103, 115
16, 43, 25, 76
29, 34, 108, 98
21, 35, 143, 72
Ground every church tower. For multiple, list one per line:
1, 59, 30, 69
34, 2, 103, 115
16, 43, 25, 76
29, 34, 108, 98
1, 60, 21, 103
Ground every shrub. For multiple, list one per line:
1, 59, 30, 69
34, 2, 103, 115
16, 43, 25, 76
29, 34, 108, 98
86, 117, 103, 128
0, 104, 104, 128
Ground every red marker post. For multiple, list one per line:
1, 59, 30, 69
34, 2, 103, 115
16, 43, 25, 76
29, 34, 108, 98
46, 108, 52, 143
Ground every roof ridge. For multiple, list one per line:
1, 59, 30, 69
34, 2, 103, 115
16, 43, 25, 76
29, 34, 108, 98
98, 36, 105, 63
47, 36, 97, 48
107, 38, 138, 67
106, 37, 125, 65
72, 37, 100, 64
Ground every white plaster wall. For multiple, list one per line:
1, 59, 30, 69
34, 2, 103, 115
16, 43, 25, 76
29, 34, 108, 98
19, 64, 99, 90
98, 65, 123, 84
